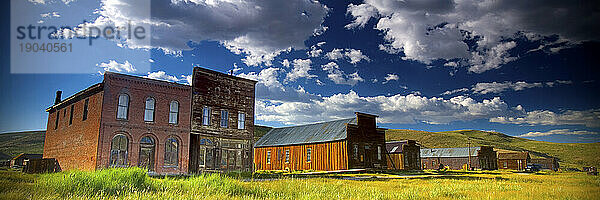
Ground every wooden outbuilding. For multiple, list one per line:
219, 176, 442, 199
497, 152, 530, 170
10, 153, 42, 168
530, 157, 559, 171
253, 112, 387, 171
386, 140, 421, 170
420, 146, 497, 170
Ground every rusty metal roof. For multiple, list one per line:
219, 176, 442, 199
497, 152, 529, 160
254, 118, 356, 147
420, 147, 481, 158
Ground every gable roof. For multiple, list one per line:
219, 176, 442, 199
254, 118, 356, 147
386, 140, 418, 153
420, 147, 481, 158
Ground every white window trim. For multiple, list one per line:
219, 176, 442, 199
266, 151, 271, 164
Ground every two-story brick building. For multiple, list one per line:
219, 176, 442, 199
43, 67, 256, 174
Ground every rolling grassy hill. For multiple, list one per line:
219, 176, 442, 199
386, 129, 600, 169
0, 130, 45, 160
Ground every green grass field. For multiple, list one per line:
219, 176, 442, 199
1, 167, 598, 199
386, 129, 600, 169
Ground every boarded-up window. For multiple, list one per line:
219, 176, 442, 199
285, 150, 290, 163
307, 148, 312, 162
110, 134, 128, 167
117, 94, 129, 119
220, 110, 228, 128
82, 98, 89, 121
169, 101, 179, 124
266, 151, 271, 164
164, 137, 179, 167
202, 107, 211, 125
237, 113, 245, 129
144, 98, 155, 122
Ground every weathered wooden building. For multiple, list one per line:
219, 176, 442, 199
10, 153, 43, 168
188, 67, 257, 172
386, 140, 421, 170
254, 112, 387, 171
497, 152, 530, 171
420, 146, 497, 170
530, 157, 559, 171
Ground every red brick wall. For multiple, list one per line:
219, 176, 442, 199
421, 157, 481, 170
96, 73, 191, 174
43, 91, 103, 171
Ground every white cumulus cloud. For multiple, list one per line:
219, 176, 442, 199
96, 60, 136, 74
490, 109, 600, 128
321, 62, 364, 86
518, 129, 598, 137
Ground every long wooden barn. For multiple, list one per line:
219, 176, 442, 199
253, 112, 387, 171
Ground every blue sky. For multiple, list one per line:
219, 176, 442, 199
1, 0, 599, 143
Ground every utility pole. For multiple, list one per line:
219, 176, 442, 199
467, 137, 471, 170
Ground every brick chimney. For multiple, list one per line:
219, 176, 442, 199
54, 91, 62, 105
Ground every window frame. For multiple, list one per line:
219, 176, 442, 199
169, 101, 179, 124
202, 106, 211, 126
117, 94, 129, 120
306, 148, 312, 163
237, 112, 245, 129
164, 137, 179, 167
285, 149, 290, 163
109, 134, 129, 167
220, 110, 229, 128
266, 151, 271, 164
144, 97, 156, 122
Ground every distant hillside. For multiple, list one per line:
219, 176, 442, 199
254, 125, 273, 142
387, 129, 600, 169
0, 130, 45, 160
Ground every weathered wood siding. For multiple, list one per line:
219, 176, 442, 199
387, 154, 404, 170
254, 140, 348, 171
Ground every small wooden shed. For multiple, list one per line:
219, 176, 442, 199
386, 140, 421, 170
530, 157, 559, 171
10, 153, 43, 168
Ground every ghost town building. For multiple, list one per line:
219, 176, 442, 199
253, 112, 387, 171
385, 140, 421, 170
530, 157, 559, 171
43, 67, 256, 174
420, 146, 498, 170
497, 152, 530, 171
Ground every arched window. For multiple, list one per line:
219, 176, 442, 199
144, 97, 155, 122
169, 101, 179, 124
109, 134, 128, 167
117, 94, 129, 119
164, 137, 179, 167
139, 136, 155, 171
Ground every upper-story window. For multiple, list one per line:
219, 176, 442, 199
82, 98, 89, 121
237, 112, 245, 129
202, 106, 211, 125
169, 101, 179, 124
117, 94, 129, 120
144, 97, 155, 122
220, 110, 228, 128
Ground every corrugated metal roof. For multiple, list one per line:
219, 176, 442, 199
420, 147, 481, 158
254, 118, 356, 147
